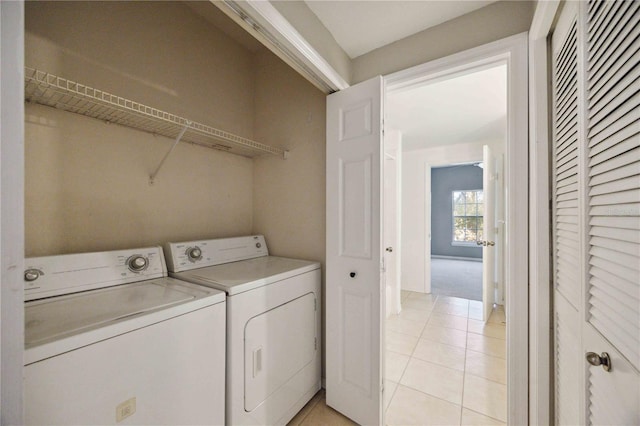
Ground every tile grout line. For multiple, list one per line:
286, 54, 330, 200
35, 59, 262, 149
385, 295, 435, 421
459, 302, 470, 425
389, 292, 507, 425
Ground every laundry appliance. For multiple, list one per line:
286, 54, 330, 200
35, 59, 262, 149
165, 235, 321, 425
23, 246, 226, 425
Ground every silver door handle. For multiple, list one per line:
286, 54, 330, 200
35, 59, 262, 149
476, 240, 496, 247
586, 351, 611, 372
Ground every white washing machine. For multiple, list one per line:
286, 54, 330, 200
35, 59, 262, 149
165, 235, 321, 425
23, 246, 226, 425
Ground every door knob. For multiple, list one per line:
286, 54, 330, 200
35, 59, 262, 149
350, 272, 357, 278
586, 351, 611, 372
476, 240, 484, 246
386, 247, 393, 252
487, 241, 495, 246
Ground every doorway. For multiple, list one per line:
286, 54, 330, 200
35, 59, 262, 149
430, 164, 484, 301
324, 33, 527, 426
383, 62, 509, 424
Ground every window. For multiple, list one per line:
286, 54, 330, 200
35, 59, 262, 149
452, 190, 483, 244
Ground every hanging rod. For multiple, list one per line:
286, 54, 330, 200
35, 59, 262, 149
24, 67, 289, 159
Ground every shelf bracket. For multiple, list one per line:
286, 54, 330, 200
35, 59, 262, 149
149, 122, 191, 185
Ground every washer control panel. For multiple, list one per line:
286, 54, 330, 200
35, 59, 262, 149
24, 247, 167, 301
164, 235, 268, 272
185, 246, 203, 262
127, 255, 149, 272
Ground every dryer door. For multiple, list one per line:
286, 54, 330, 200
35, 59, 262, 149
244, 292, 317, 411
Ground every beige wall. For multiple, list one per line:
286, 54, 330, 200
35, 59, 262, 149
26, 1, 255, 136
25, 1, 257, 256
352, 0, 536, 83
252, 49, 326, 263
252, 48, 327, 370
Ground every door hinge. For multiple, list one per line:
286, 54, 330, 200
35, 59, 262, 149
314, 298, 317, 311
314, 337, 317, 350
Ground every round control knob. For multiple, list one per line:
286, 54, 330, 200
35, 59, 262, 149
24, 269, 41, 282
127, 255, 148, 272
186, 246, 203, 262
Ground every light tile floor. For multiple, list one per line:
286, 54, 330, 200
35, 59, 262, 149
288, 291, 506, 426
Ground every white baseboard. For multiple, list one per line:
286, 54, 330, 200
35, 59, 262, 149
431, 255, 482, 262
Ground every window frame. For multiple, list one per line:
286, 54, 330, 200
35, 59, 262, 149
451, 189, 484, 246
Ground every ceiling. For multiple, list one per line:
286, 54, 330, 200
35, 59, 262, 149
304, 0, 496, 58
386, 64, 507, 152
187, 1, 507, 153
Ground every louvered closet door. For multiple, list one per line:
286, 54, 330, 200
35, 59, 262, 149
583, 0, 639, 423
551, 2, 583, 423
552, 1, 640, 424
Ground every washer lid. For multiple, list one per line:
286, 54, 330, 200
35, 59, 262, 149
24, 277, 225, 364
174, 256, 320, 295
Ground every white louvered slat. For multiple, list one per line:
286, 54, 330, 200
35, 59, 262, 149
590, 203, 640, 217
553, 14, 582, 315
589, 117, 638, 154
589, 69, 639, 122
587, 0, 615, 40
590, 235, 638, 254
589, 174, 640, 195
590, 189, 640, 206
590, 265, 639, 303
589, 245, 640, 271
589, 147, 640, 176
589, 161, 640, 187
591, 276, 639, 314
589, 116, 639, 157
588, 0, 633, 48
588, 2, 637, 75
590, 215, 640, 230
586, 0, 640, 373
590, 226, 640, 244
588, 3, 638, 77
589, 86, 640, 136
590, 289, 639, 337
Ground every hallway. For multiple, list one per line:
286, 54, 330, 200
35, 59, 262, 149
385, 291, 506, 425
289, 291, 507, 425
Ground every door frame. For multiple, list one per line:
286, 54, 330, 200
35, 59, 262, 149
385, 32, 529, 425
1, 0, 26, 423
528, 1, 560, 424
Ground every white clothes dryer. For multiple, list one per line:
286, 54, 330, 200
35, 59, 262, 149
165, 235, 321, 425
23, 247, 226, 426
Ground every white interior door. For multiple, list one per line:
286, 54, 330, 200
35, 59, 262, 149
581, 0, 639, 422
551, 1, 640, 423
482, 145, 496, 321
326, 76, 383, 426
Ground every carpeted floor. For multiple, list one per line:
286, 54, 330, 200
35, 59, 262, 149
431, 257, 483, 301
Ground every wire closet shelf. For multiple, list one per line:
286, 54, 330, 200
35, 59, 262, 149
24, 67, 288, 159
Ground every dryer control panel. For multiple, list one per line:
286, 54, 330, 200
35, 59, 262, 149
165, 235, 268, 272
24, 247, 167, 301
